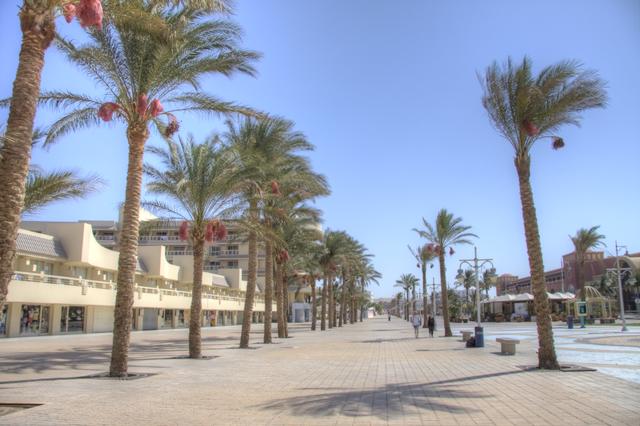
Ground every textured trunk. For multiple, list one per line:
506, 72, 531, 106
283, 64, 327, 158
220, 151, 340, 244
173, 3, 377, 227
327, 277, 333, 328
320, 279, 326, 331
275, 262, 284, 337
281, 267, 288, 337
263, 240, 273, 343
515, 155, 559, 369
439, 254, 452, 337
332, 283, 338, 327
310, 278, 317, 330
189, 236, 205, 358
422, 265, 428, 327
339, 279, 346, 327
576, 254, 585, 301
239, 200, 258, 348
110, 125, 148, 376
412, 286, 416, 316
0, 6, 55, 313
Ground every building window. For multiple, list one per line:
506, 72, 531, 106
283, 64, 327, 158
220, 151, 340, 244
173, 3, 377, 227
210, 246, 220, 256
61, 306, 85, 333
161, 309, 173, 329
226, 245, 239, 255
227, 260, 238, 268
0, 305, 7, 336
20, 305, 50, 336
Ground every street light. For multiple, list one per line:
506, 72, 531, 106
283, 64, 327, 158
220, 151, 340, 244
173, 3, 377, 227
611, 241, 630, 332
456, 247, 496, 348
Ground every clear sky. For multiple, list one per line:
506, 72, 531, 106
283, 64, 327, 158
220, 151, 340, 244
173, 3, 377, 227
1, 1, 639, 298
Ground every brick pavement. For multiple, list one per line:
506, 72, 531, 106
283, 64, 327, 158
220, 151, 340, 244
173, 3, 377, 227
0, 317, 639, 425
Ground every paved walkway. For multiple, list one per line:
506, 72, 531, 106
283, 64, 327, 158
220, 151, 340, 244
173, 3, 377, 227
0, 318, 639, 425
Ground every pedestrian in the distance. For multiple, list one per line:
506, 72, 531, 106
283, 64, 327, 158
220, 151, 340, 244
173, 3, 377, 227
411, 312, 421, 338
427, 315, 435, 337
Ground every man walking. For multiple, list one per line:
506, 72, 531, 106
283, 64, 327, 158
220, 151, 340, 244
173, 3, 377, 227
411, 311, 421, 338
427, 315, 435, 337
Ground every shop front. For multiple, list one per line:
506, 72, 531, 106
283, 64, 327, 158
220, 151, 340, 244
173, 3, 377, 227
60, 305, 85, 333
20, 304, 51, 336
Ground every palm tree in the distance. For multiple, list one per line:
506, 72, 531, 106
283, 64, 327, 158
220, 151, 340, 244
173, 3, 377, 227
481, 56, 607, 369
414, 209, 476, 337
39, 3, 259, 376
395, 273, 419, 321
409, 244, 436, 328
144, 136, 236, 359
570, 226, 606, 301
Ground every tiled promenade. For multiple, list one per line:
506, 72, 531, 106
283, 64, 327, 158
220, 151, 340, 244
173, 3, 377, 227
0, 317, 639, 425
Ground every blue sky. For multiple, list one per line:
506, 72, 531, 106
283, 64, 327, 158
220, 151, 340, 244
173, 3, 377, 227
1, 0, 639, 298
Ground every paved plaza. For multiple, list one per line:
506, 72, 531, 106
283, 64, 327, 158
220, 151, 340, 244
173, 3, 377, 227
0, 317, 639, 425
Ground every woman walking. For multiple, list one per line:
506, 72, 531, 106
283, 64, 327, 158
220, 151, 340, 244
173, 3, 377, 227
427, 316, 435, 337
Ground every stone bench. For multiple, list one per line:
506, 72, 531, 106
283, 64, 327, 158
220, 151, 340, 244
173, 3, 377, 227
460, 330, 473, 342
496, 338, 520, 355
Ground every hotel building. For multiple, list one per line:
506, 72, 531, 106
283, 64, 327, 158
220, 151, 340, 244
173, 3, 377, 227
0, 217, 273, 338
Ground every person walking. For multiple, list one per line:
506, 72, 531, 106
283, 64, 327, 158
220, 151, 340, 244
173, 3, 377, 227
427, 315, 435, 337
411, 312, 421, 338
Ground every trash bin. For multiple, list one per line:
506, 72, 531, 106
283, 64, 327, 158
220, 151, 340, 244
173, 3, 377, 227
567, 315, 574, 329
474, 326, 484, 348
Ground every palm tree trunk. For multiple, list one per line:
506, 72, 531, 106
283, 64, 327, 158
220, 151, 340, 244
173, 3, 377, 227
239, 199, 258, 349
577, 254, 585, 301
281, 267, 289, 337
338, 279, 344, 327
189, 236, 205, 358
422, 265, 428, 328
320, 278, 327, 331
0, 6, 55, 313
515, 155, 559, 369
332, 283, 338, 327
263, 240, 273, 343
310, 278, 317, 330
275, 261, 284, 337
439, 254, 452, 337
110, 126, 148, 376
327, 278, 333, 329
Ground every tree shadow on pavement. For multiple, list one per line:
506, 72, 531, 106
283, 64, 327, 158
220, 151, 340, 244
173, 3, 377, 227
255, 382, 489, 420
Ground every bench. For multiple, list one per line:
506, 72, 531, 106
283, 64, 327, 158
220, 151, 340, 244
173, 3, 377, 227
496, 338, 520, 355
460, 330, 473, 342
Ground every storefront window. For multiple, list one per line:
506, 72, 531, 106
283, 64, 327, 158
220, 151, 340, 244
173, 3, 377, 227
161, 309, 173, 328
20, 305, 50, 336
61, 306, 85, 333
177, 310, 186, 327
0, 305, 7, 336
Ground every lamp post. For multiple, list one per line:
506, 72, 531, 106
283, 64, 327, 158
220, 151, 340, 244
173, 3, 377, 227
432, 277, 437, 331
456, 247, 496, 348
614, 241, 629, 332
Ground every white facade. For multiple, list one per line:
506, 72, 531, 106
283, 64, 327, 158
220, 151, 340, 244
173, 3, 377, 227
0, 222, 272, 338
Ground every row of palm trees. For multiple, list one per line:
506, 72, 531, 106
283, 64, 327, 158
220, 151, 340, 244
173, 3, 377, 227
0, 1, 379, 377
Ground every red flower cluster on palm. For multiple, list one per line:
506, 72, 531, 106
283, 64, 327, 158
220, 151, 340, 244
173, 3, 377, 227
62, 0, 103, 30
522, 119, 540, 137
552, 137, 565, 150
276, 249, 289, 264
178, 221, 189, 241
205, 220, 227, 243
97, 102, 119, 122
270, 180, 281, 195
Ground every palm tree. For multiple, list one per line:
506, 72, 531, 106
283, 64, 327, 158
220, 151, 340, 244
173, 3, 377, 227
355, 258, 380, 322
570, 226, 606, 300
480, 269, 495, 299
319, 230, 351, 330
456, 269, 475, 317
40, 4, 258, 376
0, 0, 103, 321
394, 292, 402, 317
0, 0, 229, 331
144, 136, 235, 358
481, 57, 607, 369
395, 273, 419, 321
23, 168, 101, 215
409, 244, 436, 328
414, 209, 476, 336
224, 117, 321, 347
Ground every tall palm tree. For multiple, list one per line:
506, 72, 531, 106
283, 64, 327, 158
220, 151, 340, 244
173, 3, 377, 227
480, 269, 494, 299
0, 0, 230, 328
395, 273, 418, 321
40, 4, 258, 376
481, 57, 607, 369
456, 269, 475, 316
409, 244, 436, 328
144, 136, 235, 358
414, 209, 476, 336
571, 226, 606, 300
0, 0, 103, 321
319, 230, 351, 330
355, 258, 380, 322
23, 168, 101, 215
224, 117, 320, 347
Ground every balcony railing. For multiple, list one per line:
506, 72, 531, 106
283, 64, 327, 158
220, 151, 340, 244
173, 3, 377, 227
11, 271, 265, 305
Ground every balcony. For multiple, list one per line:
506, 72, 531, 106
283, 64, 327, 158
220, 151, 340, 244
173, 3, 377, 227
8, 271, 266, 309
